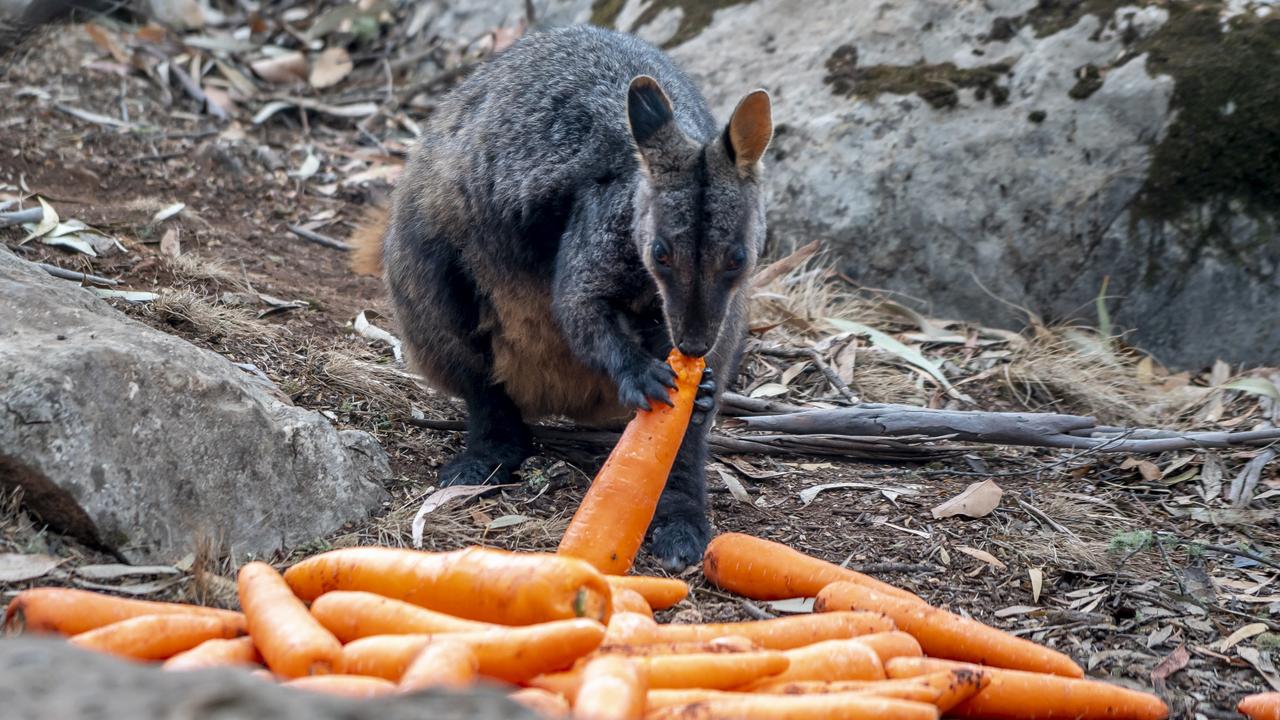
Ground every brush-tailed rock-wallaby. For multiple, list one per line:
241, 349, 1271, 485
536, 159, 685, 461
353, 25, 772, 570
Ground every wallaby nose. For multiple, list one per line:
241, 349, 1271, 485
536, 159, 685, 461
677, 340, 711, 358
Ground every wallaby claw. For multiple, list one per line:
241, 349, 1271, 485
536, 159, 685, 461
690, 366, 717, 425
617, 357, 677, 411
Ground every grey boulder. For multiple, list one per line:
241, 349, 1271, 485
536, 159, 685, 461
0, 248, 390, 563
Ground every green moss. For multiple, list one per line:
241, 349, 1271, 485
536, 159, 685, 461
824, 44, 1013, 109
1132, 6, 1280, 224
590, 0, 756, 48
992, 0, 1144, 40
1068, 64, 1103, 99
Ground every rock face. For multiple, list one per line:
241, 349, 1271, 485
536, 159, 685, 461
0, 638, 534, 720
0, 248, 390, 563
433, 0, 1280, 368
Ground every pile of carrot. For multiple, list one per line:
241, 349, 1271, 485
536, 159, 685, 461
0, 349, 1214, 717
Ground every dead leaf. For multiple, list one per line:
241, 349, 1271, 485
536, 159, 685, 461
85, 24, 130, 65
955, 546, 1006, 570
799, 482, 918, 506
931, 479, 1003, 519
251, 52, 308, 84
309, 46, 353, 89
75, 563, 180, 580
0, 553, 63, 582
1150, 644, 1189, 690
20, 197, 58, 243
159, 227, 180, 257
1200, 454, 1225, 501
91, 289, 159, 303
750, 239, 820, 288
1120, 457, 1162, 483
1237, 646, 1280, 692
152, 202, 185, 223
764, 597, 815, 614
72, 577, 186, 595
749, 383, 790, 399
1220, 622, 1269, 652
291, 153, 320, 180
410, 484, 517, 547
712, 465, 751, 503
1028, 567, 1044, 603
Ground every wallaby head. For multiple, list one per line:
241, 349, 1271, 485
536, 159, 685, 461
626, 75, 773, 358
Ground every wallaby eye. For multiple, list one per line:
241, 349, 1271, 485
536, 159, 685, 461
652, 239, 672, 266
725, 246, 746, 272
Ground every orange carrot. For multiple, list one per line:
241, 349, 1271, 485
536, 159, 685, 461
310, 590, 495, 642
238, 561, 342, 678
743, 638, 887, 690
338, 618, 605, 683
605, 576, 689, 610
4, 587, 245, 636
605, 610, 893, 650
611, 588, 653, 618
282, 675, 397, 698
886, 657, 1168, 720
399, 639, 478, 691
817, 581, 1083, 678
850, 631, 924, 664
593, 636, 758, 658
69, 614, 243, 661
284, 546, 611, 625
163, 636, 262, 671
1240, 693, 1280, 720
557, 350, 705, 575
702, 533, 924, 603
646, 694, 940, 720
575, 656, 648, 720
511, 688, 571, 718
531, 650, 789, 699
646, 673, 981, 710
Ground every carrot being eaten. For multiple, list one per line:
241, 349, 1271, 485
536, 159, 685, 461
605, 610, 893, 650
163, 636, 261, 671
238, 561, 342, 679
646, 693, 941, 720
309, 590, 495, 642
702, 532, 924, 604
604, 576, 688, 611
886, 657, 1168, 720
283, 546, 611, 625
557, 349, 705, 575
1240, 693, 1280, 720
337, 618, 605, 684
4, 587, 245, 636
69, 613, 244, 661
398, 639, 478, 691
817, 581, 1084, 678
574, 656, 648, 720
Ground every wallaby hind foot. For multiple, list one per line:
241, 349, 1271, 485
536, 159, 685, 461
646, 487, 712, 571
438, 385, 533, 487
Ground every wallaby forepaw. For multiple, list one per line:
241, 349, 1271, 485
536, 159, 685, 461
616, 357, 677, 412
437, 451, 515, 487
691, 366, 716, 425
646, 511, 711, 572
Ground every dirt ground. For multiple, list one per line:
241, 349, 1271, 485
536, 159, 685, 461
2, 17, 1278, 719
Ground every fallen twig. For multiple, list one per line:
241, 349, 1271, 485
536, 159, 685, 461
287, 224, 351, 251
0, 207, 44, 228
169, 63, 229, 121
38, 263, 120, 287
758, 345, 859, 404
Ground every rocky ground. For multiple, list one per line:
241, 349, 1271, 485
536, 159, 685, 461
1, 6, 1278, 719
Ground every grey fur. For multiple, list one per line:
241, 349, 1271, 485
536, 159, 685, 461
383, 25, 771, 569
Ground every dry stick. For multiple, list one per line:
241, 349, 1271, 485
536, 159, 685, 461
287, 224, 352, 251
169, 63, 229, 121
38, 263, 120, 287
719, 392, 807, 417
758, 346, 859, 404
0, 207, 44, 228
404, 418, 961, 461
728, 405, 1280, 453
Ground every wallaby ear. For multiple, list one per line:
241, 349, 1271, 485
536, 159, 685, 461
725, 89, 773, 169
627, 75, 675, 151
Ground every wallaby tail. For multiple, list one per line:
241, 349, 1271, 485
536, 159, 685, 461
349, 206, 388, 276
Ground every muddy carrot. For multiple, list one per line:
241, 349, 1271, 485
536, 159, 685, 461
531, 650, 789, 700
817, 582, 1083, 678
282, 675, 397, 698
646, 675, 969, 709
163, 636, 262, 670
606, 610, 893, 650
575, 656, 647, 720
611, 588, 653, 618
338, 618, 605, 684
4, 587, 245, 636
646, 694, 940, 720
1240, 693, 1280, 720
398, 639, 478, 691
702, 533, 924, 603
886, 657, 1168, 720
238, 561, 342, 678
605, 575, 688, 610
511, 688, 571, 718
557, 350, 705, 575
69, 614, 242, 661
593, 636, 757, 658
284, 546, 611, 625
310, 590, 495, 642
743, 637, 887, 690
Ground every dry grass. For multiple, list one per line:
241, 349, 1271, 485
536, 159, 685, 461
1004, 326, 1154, 425
147, 289, 281, 344
317, 348, 429, 412
165, 253, 245, 288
